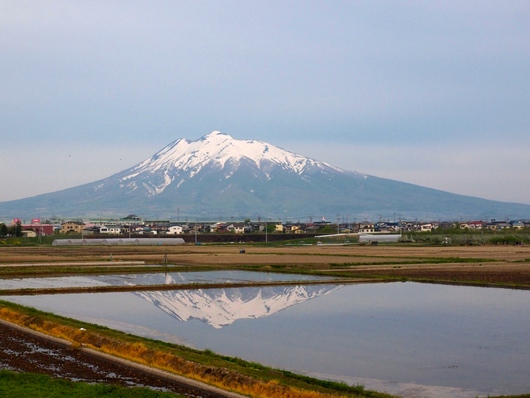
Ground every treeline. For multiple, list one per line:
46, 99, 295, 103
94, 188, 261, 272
406, 228, 530, 246
0, 222, 22, 237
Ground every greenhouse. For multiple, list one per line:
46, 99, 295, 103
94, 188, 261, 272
52, 238, 184, 246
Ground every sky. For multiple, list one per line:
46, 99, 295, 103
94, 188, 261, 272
1, 1, 529, 204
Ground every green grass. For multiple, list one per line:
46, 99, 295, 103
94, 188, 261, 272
0, 236, 56, 246
0, 369, 183, 398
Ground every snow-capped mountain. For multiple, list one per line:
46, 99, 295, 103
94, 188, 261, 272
117, 131, 348, 197
133, 283, 342, 329
2, 130, 530, 219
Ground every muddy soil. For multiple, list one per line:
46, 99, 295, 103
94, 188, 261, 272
341, 262, 530, 286
0, 321, 228, 398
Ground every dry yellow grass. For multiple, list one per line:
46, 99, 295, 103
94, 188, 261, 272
0, 306, 353, 398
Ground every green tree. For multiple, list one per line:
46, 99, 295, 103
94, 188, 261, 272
318, 225, 336, 234
0, 223, 7, 237
8, 221, 22, 237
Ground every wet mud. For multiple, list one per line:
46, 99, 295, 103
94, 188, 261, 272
0, 321, 228, 398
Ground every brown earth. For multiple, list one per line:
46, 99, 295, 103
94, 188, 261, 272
339, 261, 530, 286
2, 244, 530, 285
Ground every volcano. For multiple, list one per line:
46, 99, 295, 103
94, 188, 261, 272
1, 131, 529, 220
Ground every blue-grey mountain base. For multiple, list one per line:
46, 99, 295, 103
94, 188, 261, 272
2, 132, 529, 221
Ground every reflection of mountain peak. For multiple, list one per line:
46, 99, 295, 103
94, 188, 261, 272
135, 284, 342, 329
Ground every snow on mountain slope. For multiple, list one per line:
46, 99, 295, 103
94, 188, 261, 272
117, 131, 349, 196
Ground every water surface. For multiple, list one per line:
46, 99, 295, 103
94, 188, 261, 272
0, 270, 333, 290
3, 281, 529, 397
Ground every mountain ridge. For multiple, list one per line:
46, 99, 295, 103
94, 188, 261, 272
1, 131, 529, 220
116, 131, 350, 197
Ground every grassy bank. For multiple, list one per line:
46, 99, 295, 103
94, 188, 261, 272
0, 301, 392, 398
0, 370, 184, 398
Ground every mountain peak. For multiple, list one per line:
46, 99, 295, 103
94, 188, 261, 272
200, 130, 232, 142
125, 131, 344, 188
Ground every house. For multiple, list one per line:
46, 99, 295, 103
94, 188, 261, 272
167, 224, 189, 235
400, 221, 415, 232
99, 224, 122, 234
60, 221, 85, 234
21, 222, 55, 236
460, 221, 484, 230
151, 222, 170, 235
284, 223, 306, 234
273, 222, 284, 233
420, 223, 434, 232
358, 222, 375, 233
132, 225, 147, 234
21, 230, 37, 238
385, 222, 402, 233
228, 223, 247, 234
486, 219, 510, 230
212, 223, 230, 233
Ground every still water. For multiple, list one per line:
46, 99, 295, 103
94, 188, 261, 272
0, 270, 334, 290
3, 281, 529, 397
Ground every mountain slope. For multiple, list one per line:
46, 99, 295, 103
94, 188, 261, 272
1, 131, 530, 220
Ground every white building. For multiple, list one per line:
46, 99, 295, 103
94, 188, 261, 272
99, 225, 122, 234
167, 225, 186, 235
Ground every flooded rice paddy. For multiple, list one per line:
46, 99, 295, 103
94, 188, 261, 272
0, 270, 334, 290
1, 271, 529, 398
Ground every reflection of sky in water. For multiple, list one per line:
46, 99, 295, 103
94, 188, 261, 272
0, 270, 334, 289
3, 282, 530, 397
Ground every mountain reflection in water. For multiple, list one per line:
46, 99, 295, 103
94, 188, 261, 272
133, 282, 342, 329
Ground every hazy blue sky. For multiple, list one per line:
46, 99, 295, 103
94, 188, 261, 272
2, 1, 529, 204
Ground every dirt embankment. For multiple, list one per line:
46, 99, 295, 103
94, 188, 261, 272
0, 320, 237, 398
341, 262, 530, 286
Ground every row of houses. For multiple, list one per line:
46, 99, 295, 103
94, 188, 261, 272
5, 217, 530, 237
376, 219, 530, 232
59, 221, 276, 235
58, 218, 530, 236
